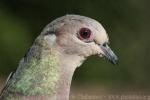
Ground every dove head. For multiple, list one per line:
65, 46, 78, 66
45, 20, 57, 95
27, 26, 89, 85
41, 15, 118, 65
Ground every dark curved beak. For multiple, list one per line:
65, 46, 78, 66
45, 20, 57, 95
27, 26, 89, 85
99, 44, 118, 65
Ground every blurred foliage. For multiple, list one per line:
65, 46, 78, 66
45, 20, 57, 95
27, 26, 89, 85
0, 0, 150, 89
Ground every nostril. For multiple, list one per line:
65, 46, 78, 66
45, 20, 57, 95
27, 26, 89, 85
103, 43, 107, 47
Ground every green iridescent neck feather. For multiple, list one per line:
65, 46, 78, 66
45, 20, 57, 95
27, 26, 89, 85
1, 35, 60, 99
12, 51, 59, 95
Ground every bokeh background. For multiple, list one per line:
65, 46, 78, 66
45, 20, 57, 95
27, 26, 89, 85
0, 0, 150, 99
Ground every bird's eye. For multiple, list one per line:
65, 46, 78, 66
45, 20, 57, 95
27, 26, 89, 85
78, 28, 92, 41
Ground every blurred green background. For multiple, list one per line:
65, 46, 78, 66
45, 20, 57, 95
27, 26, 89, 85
0, 0, 150, 94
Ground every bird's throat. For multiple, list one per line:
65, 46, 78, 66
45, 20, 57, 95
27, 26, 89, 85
55, 53, 85, 100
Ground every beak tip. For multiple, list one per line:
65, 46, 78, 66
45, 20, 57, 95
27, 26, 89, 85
111, 60, 118, 65
111, 56, 119, 65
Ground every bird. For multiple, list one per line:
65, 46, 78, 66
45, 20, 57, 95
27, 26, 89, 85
0, 14, 118, 100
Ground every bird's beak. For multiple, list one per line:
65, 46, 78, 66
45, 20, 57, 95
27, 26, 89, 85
99, 43, 118, 65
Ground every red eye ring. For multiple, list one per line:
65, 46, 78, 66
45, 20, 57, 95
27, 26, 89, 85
78, 28, 92, 40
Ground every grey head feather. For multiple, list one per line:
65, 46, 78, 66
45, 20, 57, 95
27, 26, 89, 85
41, 14, 104, 36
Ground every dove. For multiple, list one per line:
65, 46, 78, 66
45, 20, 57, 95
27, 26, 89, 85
0, 15, 118, 100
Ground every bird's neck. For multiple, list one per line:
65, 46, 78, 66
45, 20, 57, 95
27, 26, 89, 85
4, 35, 85, 100
55, 53, 85, 100
8, 45, 85, 100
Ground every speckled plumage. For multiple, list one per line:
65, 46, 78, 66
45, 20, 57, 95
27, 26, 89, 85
0, 15, 118, 100
1, 34, 60, 99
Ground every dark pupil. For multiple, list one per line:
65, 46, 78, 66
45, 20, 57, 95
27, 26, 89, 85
80, 28, 91, 39
82, 31, 89, 38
